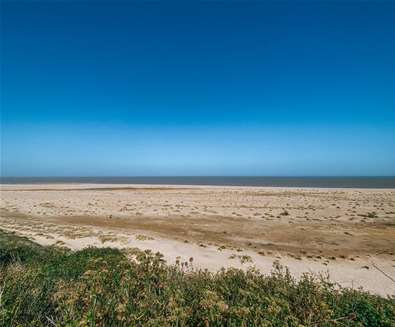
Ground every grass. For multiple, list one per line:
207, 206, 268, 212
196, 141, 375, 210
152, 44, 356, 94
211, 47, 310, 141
0, 230, 394, 326
358, 212, 378, 219
280, 210, 290, 216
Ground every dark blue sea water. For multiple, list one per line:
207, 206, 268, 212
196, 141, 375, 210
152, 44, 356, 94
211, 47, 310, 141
1, 177, 395, 188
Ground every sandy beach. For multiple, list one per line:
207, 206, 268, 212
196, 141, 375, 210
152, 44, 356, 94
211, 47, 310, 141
1, 183, 394, 296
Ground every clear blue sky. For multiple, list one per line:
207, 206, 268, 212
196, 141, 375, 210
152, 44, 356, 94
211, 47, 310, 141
1, 1, 395, 176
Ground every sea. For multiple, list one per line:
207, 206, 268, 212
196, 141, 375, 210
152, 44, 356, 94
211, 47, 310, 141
1, 177, 395, 188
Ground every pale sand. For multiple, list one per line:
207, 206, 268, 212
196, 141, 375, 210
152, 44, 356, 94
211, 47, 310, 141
1, 183, 395, 296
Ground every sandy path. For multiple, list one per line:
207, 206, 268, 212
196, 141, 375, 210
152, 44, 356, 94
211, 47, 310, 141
1, 183, 395, 296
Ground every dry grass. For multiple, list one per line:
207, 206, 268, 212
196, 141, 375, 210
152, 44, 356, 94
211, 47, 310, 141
1, 229, 394, 326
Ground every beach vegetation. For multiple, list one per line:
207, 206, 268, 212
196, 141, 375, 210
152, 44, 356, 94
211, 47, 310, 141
0, 230, 394, 326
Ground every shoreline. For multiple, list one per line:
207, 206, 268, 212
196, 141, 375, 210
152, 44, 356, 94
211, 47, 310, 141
2, 182, 395, 192
2, 175, 395, 190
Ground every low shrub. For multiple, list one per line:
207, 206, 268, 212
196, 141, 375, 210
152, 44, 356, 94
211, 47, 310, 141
0, 230, 394, 326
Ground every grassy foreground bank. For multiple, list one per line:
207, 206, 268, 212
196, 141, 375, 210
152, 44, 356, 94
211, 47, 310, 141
0, 230, 394, 326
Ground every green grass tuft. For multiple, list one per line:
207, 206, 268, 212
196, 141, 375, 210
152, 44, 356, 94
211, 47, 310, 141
0, 230, 394, 326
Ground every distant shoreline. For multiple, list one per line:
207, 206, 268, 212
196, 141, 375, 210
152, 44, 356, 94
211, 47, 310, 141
1, 176, 395, 189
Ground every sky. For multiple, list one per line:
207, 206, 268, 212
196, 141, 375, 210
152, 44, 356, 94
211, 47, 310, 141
1, 1, 395, 177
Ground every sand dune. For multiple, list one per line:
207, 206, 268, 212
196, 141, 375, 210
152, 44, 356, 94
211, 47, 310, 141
1, 183, 395, 296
